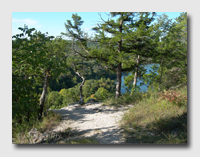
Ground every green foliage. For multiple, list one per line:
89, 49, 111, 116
83, 78, 115, 99
83, 79, 99, 98
98, 77, 115, 91
64, 12, 158, 98
53, 77, 115, 106
124, 73, 134, 90
12, 26, 53, 124
94, 87, 109, 100
84, 97, 92, 103
150, 12, 187, 91
47, 91, 63, 109
59, 85, 80, 105
12, 26, 69, 135
143, 65, 159, 85
48, 63, 116, 92
12, 12, 187, 144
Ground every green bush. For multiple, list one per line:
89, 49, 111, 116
98, 77, 115, 92
84, 97, 92, 103
47, 91, 63, 109
83, 79, 99, 98
60, 85, 80, 105
94, 87, 109, 100
83, 78, 115, 99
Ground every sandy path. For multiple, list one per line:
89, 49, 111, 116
52, 103, 133, 144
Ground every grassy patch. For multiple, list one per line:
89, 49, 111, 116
120, 86, 187, 144
12, 111, 61, 144
49, 104, 68, 110
37, 111, 61, 133
102, 92, 143, 108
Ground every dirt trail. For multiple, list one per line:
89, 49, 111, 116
52, 102, 133, 144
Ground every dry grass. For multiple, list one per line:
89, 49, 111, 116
120, 86, 187, 144
102, 92, 143, 108
12, 111, 61, 144
37, 111, 61, 133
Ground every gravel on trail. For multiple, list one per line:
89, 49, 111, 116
52, 103, 134, 144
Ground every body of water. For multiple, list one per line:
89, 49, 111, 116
121, 64, 158, 94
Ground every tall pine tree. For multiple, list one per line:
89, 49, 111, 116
64, 12, 157, 98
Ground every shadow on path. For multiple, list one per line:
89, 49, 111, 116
49, 103, 129, 144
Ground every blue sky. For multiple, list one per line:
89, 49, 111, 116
12, 12, 184, 38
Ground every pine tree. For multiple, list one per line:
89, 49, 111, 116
143, 12, 187, 91
152, 13, 187, 90
64, 12, 157, 98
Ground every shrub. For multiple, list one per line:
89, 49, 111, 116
158, 89, 187, 107
83, 78, 115, 99
98, 77, 115, 92
84, 97, 91, 103
47, 91, 63, 109
83, 79, 99, 98
60, 85, 80, 105
59, 88, 67, 96
94, 87, 109, 100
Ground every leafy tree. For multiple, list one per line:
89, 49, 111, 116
36, 36, 68, 119
12, 26, 50, 122
12, 26, 69, 121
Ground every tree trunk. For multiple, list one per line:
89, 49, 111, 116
75, 71, 85, 105
133, 55, 140, 89
38, 72, 49, 120
115, 21, 122, 99
159, 60, 164, 91
115, 63, 122, 99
